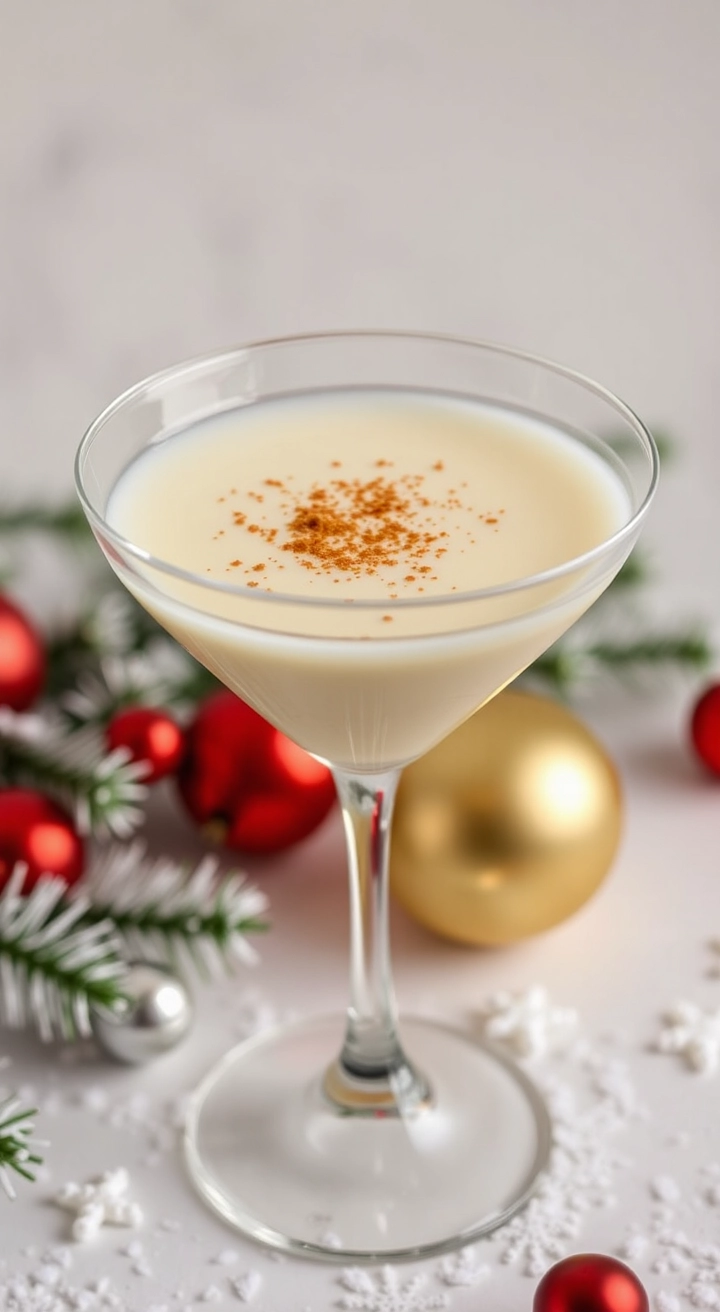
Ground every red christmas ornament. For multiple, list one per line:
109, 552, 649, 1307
106, 706, 186, 783
0, 595, 46, 711
690, 682, 720, 776
178, 691, 336, 854
0, 789, 85, 893
533, 1254, 649, 1312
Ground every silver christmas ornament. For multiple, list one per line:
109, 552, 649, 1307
91, 962, 193, 1064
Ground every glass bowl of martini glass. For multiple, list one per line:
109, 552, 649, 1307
75, 332, 658, 1263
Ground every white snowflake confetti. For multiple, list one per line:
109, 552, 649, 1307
651, 1176, 682, 1204
618, 1232, 649, 1262
319, 1229, 343, 1249
656, 1294, 682, 1312
658, 1231, 720, 1307
498, 1049, 640, 1276
655, 1002, 720, 1074
480, 985, 578, 1059
121, 1239, 144, 1260
619, 1158, 720, 1311
213, 1248, 240, 1267
338, 1266, 449, 1310
437, 1246, 491, 1286
0, 1266, 129, 1311
233, 989, 280, 1039
79, 1086, 110, 1115
231, 1271, 263, 1302
54, 1167, 143, 1241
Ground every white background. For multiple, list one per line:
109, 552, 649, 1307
1, 3, 719, 1309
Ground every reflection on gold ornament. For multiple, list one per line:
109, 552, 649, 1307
391, 690, 622, 945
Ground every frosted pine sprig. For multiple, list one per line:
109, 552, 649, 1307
45, 589, 161, 696
0, 864, 126, 1042
62, 641, 202, 727
0, 500, 89, 542
53, 593, 216, 725
81, 842, 269, 979
530, 630, 712, 693
0, 1093, 44, 1198
0, 709, 148, 838
0, 849, 267, 1042
65, 591, 141, 662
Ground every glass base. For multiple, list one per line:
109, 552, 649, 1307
184, 1014, 552, 1263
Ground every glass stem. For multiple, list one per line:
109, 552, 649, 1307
324, 768, 431, 1114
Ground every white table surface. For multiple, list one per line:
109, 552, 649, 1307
1, 3, 719, 1308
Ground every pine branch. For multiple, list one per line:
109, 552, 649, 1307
0, 711, 148, 839
61, 644, 217, 729
528, 630, 712, 694
607, 550, 649, 591
45, 589, 165, 697
0, 1094, 44, 1198
588, 633, 712, 670
0, 502, 91, 543
605, 427, 675, 465
81, 842, 269, 980
44, 593, 140, 696
0, 865, 127, 1043
42, 586, 217, 716
0, 846, 268, 1046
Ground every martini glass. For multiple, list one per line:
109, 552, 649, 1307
75, 333, 657, 1263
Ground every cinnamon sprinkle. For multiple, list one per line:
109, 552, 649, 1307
277, 475, 444, 576
218, 463, 504, 589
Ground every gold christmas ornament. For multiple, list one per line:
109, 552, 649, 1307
391, 690, 622, 945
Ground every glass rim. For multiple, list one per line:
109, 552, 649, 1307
75, 330, 660, 612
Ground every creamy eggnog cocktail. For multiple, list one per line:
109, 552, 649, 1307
107, 390, 628, 771
77, 335, 657, 1262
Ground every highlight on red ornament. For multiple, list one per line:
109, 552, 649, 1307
0, 789, 85, 894
106, 706, 186, 783
690, 682, 720, 776
178, 691, 336, 854
533, 1254, 649, 1312
0, 594, 46, 711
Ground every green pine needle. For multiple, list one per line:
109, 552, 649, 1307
605, 426, 674, 464
79, 843, 270, 981
608, 550, 649, 591
0, 723, 148, 839
83, 901, 269, 976
60, 662, 219, 730
46, 586, 218, 714
0, 1097, 43, 1196
529, 630, 712, 693
588, 633, 713, 670
0, 868, 128, 1042
0, 502, 91, 542
0, 928, 125, 1041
